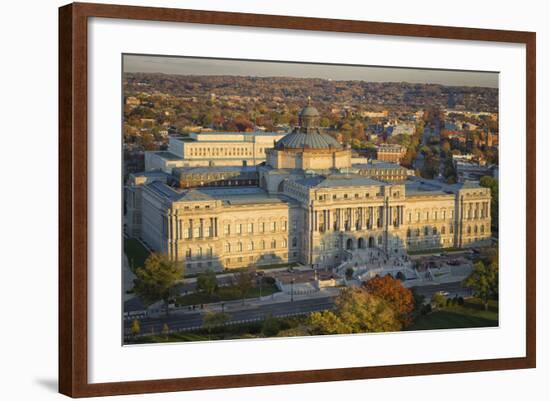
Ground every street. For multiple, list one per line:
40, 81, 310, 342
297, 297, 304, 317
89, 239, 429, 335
125, 295, 336, 336
411, 280, 472, 300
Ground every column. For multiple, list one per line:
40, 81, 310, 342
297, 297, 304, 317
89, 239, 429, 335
314, 211, 318, 231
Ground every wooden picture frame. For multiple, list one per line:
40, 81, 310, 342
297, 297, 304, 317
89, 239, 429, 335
59, 2, 536, 397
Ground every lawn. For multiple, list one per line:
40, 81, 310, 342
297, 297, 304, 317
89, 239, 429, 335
124, 238, 151, 271
175, 282, 280, 306
408, 298, 498, 331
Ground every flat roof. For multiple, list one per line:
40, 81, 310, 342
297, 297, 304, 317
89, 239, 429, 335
295, 173, 384, 189
173, 166, 258, 174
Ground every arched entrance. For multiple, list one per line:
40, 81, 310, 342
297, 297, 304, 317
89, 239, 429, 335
345, 238, 354, 250
368, 236, 375, 248
358, 237, 366, 249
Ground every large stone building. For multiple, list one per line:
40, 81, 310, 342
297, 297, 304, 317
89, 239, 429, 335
144, 131, 286, 173
126, 100, 491, 272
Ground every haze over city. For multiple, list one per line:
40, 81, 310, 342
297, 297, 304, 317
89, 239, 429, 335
124, 55, 499, 88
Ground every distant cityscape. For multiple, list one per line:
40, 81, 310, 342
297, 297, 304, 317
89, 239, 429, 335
122, 61, 499, 344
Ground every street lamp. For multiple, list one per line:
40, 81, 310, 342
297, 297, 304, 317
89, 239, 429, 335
290, 278, 295, 302
221, 302, 225, 314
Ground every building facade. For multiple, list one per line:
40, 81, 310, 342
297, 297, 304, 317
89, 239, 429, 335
375, 144, 406, 163
126, 101, 491, 272
144, 131, 286, 173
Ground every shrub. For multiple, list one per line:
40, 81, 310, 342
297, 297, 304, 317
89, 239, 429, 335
457, 296, 465, 306
262, 316, 281, 337
431, 293, 447, 308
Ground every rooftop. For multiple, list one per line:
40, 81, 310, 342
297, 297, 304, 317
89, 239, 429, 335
172, 166, 258, 175
145, 183, 297, 206
295, 173, 384, 189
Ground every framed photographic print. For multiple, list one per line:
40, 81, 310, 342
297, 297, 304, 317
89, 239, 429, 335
59, 2, 536, 397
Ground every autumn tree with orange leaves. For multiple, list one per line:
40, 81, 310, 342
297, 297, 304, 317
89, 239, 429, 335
363, 275, 415, 326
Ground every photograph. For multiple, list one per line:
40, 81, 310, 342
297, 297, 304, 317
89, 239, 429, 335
122, 55, 500, 344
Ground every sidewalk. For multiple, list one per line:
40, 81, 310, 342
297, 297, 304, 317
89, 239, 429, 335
161, 287, 341, 318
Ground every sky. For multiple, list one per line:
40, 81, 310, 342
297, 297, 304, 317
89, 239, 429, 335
123, 54, 499, 88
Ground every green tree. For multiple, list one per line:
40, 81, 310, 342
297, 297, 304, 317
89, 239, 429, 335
431, 292, 447, 308
479, 175, 499, 232
261, 315, 281, 337
133, 253, 184, 315
196, 269, 218, 296
463, 261, 499, 310
131, 319, 141, 337
203, 311, 230, 339
308, 288, 401, 335
235, 268, 255, 305
162, 323, 170, 338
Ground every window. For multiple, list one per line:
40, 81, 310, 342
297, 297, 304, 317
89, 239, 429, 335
261, 240, 266, 250
271, 240, 276, 249
424, 227, 429, 236
432, 227, 437, 235
271, 222, 276, 232
185, 248, 192, 259
237, 242, 243, 252
224, 243, 231, 253
247, 223, 254, 233
355, 193, 359, 199
282, 221, 287, 231
441, 226, 446, 235
224, 224, 230, 235
260, 222, 265, 233
248, 241, 254, 251
236, 224, 242, 235
292, 237, 297, 247
282, 239, 287, 248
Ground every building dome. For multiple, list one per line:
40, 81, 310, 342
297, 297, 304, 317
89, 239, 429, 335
299, 105, 320, 118
275, 131, 342, 150
275, 97, 342, 151
298, 97, 321, 130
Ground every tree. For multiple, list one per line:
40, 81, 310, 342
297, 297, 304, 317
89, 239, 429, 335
431, 292, 447, 308
308, 288, 401, 335
162, 323, 170, 338
203, 311, 230, 339
234, 268, 255, 304
463, 261, 498, 310
480, 175, 499, 232
131, 319, 141, 337
196, 269, 218, 296
363, 275, 415, 326
262, 315, 281, 337
133, 253, 184, 315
